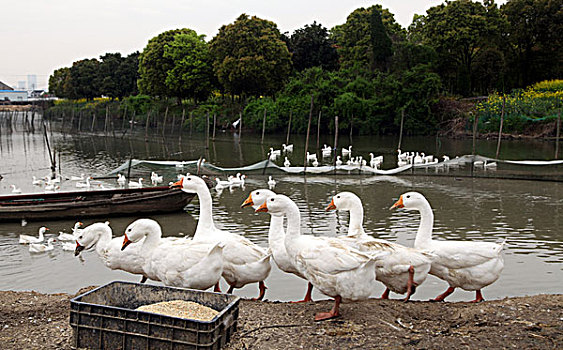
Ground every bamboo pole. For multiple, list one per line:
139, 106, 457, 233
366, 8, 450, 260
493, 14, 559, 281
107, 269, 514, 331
205, 112, 210, 149
189, 112, 193, 135
555, 108, 561, 159
349, 114, 353, 144
78, 112, 82, 131
316, 110, 321, 150
286, 110, 292, 145
145, 110, 151, 141
398, 108, 405, 150
303, 95, 314, 171
170, 110, 176, 135
261, 108, 266, 144
495, 95, 506, 159
121, 103, 127, 130
179, 108, 185, 142
472, 112, 478, 156
212, 113, 216, 141
333, 115, 339, 175
104, 105, 109, 135
238, 111, 242, 143
90, 112, 96, 132
162, 105, 169, 137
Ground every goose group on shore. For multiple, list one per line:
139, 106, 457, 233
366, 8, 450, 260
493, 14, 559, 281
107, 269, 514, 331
68, 174, 506, 321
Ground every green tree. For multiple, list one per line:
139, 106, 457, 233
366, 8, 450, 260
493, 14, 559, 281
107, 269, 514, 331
331, 5, 405, 70
370, 8, 393, 71
99, 53, 123, 98
48, 67, 72, 98
209, 14, 292, 97
416, 0, 504, 95
163, 30, 214, 102
501, 0, 563, 88
138, 28, 193, 97
286, 21, 338, 71
69, 59, 100, 99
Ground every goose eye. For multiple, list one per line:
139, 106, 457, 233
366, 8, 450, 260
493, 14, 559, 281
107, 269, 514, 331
187, 177, 191, 181
337, 196, 340, 199
256, 192, 260, 195
79, 236, 83, 239
406, 195, 410, 198
270, 198, 274, 202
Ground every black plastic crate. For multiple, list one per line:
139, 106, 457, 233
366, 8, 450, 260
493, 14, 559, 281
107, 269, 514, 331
70, 281, 240, 349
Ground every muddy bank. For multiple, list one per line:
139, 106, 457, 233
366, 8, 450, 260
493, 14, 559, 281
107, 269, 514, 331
1, 289, 561, 349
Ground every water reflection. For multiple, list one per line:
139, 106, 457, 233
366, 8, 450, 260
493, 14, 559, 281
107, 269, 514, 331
0, 120, 561, 300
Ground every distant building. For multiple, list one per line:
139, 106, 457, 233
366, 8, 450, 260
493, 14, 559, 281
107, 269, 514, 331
0, 90, 28, 101
0, 80, 13, 91
17, 81, 26, 90
27, 75, 37, 91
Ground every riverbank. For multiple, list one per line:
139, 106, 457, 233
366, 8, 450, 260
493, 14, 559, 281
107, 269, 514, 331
1, 288, 561, 349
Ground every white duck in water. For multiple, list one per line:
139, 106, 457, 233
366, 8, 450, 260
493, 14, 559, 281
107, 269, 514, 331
391, 192, 506, 302
121, 219, 225, 290
326, 192, 433, 301
256, 194, 382, 321
58, 222, 83, 241
19, 227, 49, 244
172, 176, 271, 299
128, 178, 143, 188
29, 238, 55, 253
241, 190, 314, 303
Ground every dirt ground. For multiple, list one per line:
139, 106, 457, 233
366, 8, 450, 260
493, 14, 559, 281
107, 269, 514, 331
0, 288, 561, 349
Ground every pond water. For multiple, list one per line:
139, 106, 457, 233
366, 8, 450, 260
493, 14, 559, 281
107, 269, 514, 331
0, 118, 561, 301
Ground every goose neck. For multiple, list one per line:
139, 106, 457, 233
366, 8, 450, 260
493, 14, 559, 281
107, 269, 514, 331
284, 204, 301, 239
140, 224, 162, 253
194, 187, 217, 235
348, 203, 366, 237
268, 215, 285, 246
414, 202, 434, 248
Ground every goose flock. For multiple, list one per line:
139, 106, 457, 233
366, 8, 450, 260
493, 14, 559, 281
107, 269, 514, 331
67, 175, 506, 321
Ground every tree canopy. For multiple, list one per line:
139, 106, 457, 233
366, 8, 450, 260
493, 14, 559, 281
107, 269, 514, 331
209, 14, 292, 97
284, 21, 338, 72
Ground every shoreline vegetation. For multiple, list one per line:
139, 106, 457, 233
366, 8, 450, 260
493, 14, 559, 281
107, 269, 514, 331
40, 0, 560, 144
0, 288, 561, 349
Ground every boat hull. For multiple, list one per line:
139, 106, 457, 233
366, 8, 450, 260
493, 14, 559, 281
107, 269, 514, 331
0, 186, 194, 222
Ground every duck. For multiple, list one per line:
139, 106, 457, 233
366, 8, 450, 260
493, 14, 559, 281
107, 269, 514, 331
282, 144, 293, 153
391, 192, 506, 302
242, 190, 314, 302
128, 178, 143, 188
121, 219, 225, 290
76, 177, 93, 188
283, 157, 291, 168
70, 173, 85, 181
151, 172, 163, 185
61, 241, 77, 251
58, 222, 83, 241
326, 192, 433, 301
29, 238, 55, 253
19, 227, 49, 244
335, 156, 343, 166
256, 194, 381, 321
10, 185, 21, 194
267, 176, 276, 189
342, 145, 352, 157
75, 222, 152, 283
32, 176, 43, 186
171, 175, 271, 299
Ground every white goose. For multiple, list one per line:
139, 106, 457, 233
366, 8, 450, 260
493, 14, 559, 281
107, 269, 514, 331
151, 172, 163, 185
32, 176, 43, 186
306, 152, 317, 163
58, 222, 83, 241
10, 185, 21, 194
342, 145, 352, 157
215, 177, 231, 188
172, 175, 271, 299
256, 194, 381, 321
117, 174, 127, 186
121, 219, 225, 290
283, 157, 291, 168
335, 156, 343, 166
19, 227, 49, 244
391, 192, 506, 302
75, 222, 151, 283
282, 144, 293, 153
29, 238, 55, 253
242, 190, 314, 302
70, 173, 85, 181
76, 177, 93, 188
321, 144, 332, 157
326, 192, 433, 301
267, 176, 276, 189
128, 178, 143, 188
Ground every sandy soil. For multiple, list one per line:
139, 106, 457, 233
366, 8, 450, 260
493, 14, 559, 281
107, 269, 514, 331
1, 288, 561, 349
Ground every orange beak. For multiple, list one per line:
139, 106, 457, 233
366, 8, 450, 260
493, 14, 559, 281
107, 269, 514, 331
74, 242, 85, 256
170, 178, 183, 188
45, 228, 50, 231
255, 201, 269, 213
325, 198, 336, 211
241, 194, 254, 208
390, 195, 404, 210
121, 234, 132, 251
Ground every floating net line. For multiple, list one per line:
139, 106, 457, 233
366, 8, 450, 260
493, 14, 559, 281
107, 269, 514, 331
107, 155, 563, 182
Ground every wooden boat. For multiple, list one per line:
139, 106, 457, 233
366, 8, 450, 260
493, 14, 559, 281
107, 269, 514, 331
0, 186, 195, 222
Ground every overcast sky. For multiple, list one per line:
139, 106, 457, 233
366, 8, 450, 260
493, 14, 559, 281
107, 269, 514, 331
0, 0, 506, 90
